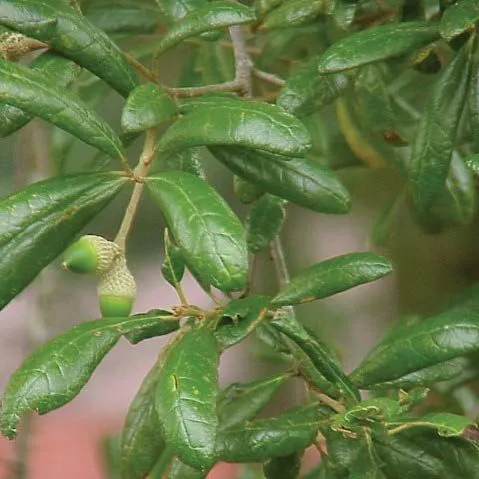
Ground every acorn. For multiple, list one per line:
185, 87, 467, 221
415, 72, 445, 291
63, 235, 122, 275
97, 255, 137, 318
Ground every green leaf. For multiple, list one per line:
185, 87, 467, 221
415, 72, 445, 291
354, 64, 396, 136
167, 457, 207, 479
272, 252, 393, 307
0, 0, 138, 97
121, 83, 177, 133
0, 315, 170, 439
154, 2, 255, 55
0, 52, 80, 138
350, 286, 479, 388
273, 325, 340, 399
440, 0, 479, 40
263, 451, 302, 479
216, 403, 321, 463
0, 173, 127, 311
156, 328, 219, 470
465, 153, 479, 175
375, 430, 479, 478
85, 0, 162, 33
234, 176, 265, 204
387, 413, 475, 438
0, 59, 124, 158
271, 310, 359, 403
261, 0, 327, 30
218, 372, 292, 430
146, 171, 248, 293
408, 43, 472, 213
161, 229, 185, 290
246, 194, 286, 253
364, 358, 467, 390
124, 309, 180, 345
277, 56, 349, 117
157, 97, 311, 158
155, 0, 208, 26
317, 22, 440, 73
214, 295, 272, 350
159, 147, 206, 179
209, 147, 352, 214
120, 363, 166, 479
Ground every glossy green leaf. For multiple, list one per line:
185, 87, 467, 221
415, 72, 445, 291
218, 372, 292, 430
146, 171, 248, 292
102, 435, 122, 479
271, 310, 359, 403
375, 430, 479, 479
262, 0, 327, 30
0, 59, 124, 158
408, 43, 471, 213
156, 328, 220, 470
157, 97, 311, 158
120, 363, 166, 479
159, 147, 206, 179
85, 0, 162, 33
161, 229, 185, 290
263, 451, 302, 479
155, 2, 255, 55
317, 22, 440, 73
275, 327, 341, 399
154, 0, 208, 26
365, 358, 467, 390
0, 0, 138, 97
216, 403, 320, 462
272, 252, 393, 307
0, 315, 170, 439
246, 195, 286, 253
277, 56, 349, 117
210, 147, 351, 214
354, 64, 395, 135
0, 173, 127, 311
350, 287, 479, 388
214, 295, 272, 350
387, 412, 475, 438
121, 83, 177, 133
167, 457, 207, 479
124, 309, 180, 345
234, 176, 265, 204
465, 153, 479, 175
0, 52, 80, 138
440, 0, 479, 40
436, 152, 477, 227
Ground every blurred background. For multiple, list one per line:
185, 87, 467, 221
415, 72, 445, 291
2, 1, 479, 476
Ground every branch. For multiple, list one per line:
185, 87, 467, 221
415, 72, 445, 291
252, 67, 286, 87
229, 25, 252, 96
115, 129, 157, 249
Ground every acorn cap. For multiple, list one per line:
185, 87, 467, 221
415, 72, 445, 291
63, 235, 121, 275
97, 256, 136, 318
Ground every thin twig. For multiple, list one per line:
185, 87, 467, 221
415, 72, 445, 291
115, 129, 157, 249
229, 25, 253, 96
252, 68, 286, 87
167, 80, 242, 98
270, 235, 291, 289
125, 52, 159, 82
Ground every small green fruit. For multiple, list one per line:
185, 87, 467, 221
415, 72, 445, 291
97, 256, 136, 318
63, 235, 121, 275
